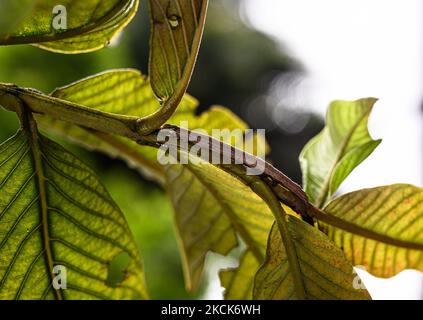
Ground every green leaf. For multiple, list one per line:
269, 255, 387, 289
218, 204, 303, 300
49, 69, 197, 118
321, 184, 423, 278
141, 0, 209, 133
149, 0, 207, 101
47, 69, 199, 183
0, 110, 147, 299
254, 218, 371, 300
0, 0, 139, 54
300, 98, 381, 207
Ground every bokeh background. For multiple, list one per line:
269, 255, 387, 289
0, 0, 421, 299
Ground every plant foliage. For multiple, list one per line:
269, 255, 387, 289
0, 0, 421, 300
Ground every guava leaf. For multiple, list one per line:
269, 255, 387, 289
49, 69, 197, 118
254, 218, 371, 300
149, 0, 208, 101
140, 0, 208, 133
0, 110, 147, 299
300, 98, 381, 207
0, 0, 138, 54
44, 69, 195, 183
320, 184, 423, 277
164, 155, 273, 292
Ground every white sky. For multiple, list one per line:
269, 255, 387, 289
208, 0, 423, 300
243, 0, 422, 191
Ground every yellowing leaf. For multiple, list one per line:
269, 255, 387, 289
227, 175, 371, 301
254, 218, 371, 300
0, 0, 139, 54
300, 98, 381, 207
0, 111, 147, 299
165, 155, 274, 292
159, 107, 269, 293
321, 184, 423, 277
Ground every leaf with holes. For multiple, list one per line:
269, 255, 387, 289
300, 98, 381, 207
0, 0, 138, 54
0, 110, 147, 299
320, 184, 423, 278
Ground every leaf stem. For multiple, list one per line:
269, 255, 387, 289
242, 175, 306, 299
1, 86, 312, 221
1, 85, 142, 140
4, 89, 418, 253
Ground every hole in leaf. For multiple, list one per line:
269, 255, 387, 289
106, 252, 131, 288
168, 15, 180, 28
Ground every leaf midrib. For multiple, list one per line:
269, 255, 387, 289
314, 108, 372, 208
309, 205, 423, 250
24, 110, 63, 300
0, 0, 136, 46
